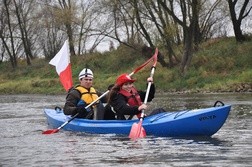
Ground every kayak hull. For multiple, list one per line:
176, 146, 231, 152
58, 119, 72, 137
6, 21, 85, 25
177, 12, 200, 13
43, 105, 231, 137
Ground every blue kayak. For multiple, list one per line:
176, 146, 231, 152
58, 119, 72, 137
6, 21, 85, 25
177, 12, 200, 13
44, 104, 231, 137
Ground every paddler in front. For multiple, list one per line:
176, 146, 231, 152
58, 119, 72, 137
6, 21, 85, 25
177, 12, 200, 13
63, 68, 105, 119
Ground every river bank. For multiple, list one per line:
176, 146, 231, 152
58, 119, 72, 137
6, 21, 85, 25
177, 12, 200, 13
0, 37, 251, 95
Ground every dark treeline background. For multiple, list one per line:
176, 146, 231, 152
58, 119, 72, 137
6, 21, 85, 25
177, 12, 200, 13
1, 0, 252, 74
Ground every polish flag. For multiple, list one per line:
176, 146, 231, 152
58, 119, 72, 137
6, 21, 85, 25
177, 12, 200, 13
49, 40, 73, 91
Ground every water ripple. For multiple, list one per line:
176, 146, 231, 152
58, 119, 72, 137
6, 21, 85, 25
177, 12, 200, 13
0, 93, 251, 167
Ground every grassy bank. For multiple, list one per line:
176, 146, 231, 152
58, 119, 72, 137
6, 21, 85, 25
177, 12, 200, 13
0, 37, 251, 95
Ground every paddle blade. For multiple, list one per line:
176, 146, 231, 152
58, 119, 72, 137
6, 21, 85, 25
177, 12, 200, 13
129, 121, 146, 140
42, 129, 59, 135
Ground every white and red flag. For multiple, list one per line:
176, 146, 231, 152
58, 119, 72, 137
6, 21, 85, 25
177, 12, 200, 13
49, 40, 73, 91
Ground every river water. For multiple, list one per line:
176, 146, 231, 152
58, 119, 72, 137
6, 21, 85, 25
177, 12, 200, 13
0, 93, 251, 167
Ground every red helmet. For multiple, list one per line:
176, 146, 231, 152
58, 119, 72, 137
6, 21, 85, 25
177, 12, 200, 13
116, 73, 136, 86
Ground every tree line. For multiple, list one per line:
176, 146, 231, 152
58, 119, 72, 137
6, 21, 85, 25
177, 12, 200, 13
1, 0, 251, 74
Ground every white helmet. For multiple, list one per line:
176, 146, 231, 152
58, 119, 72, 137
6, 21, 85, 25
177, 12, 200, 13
79, 68, 93, 80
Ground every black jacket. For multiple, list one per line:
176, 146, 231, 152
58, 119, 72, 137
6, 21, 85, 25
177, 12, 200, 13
63, 87, 106, 118
108, 84, 155, 120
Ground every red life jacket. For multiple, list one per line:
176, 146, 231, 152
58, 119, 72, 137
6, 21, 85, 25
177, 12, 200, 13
119, 87, 142, 118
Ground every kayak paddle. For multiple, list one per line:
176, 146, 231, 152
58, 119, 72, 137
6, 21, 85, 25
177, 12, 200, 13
129, 48, 158, 140
42, 91, 108, 134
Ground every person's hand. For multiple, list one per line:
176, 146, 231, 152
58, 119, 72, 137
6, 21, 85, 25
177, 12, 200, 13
107, 84, 114, 90
77, 99, 86, 107
138, 104, 147, 111
147, 77, 153, 83
76, 106, 87, 114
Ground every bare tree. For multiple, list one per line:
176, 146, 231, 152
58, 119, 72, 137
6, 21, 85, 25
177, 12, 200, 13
1, 0, 18, 68
1, 0, 45, 67
199, 0, 227, 39
141, 0, 179, 67
76, 1, 92, 55
91, 0, 228, 70
1, 0, 251, 72
89, 0, 144, 50
38, 0, 105, 57
38, 8, 65, 60
78, 1, 107, 54
158, 0, 201, 73
13, 0, 35, 65
227, 0, 252, 42
57, 0, 76, 56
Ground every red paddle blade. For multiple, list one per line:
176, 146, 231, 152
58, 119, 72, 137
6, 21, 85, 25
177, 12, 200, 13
129, 121, 146, 140
42, 129, 59, 135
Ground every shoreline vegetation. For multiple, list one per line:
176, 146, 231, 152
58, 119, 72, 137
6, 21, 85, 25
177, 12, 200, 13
0, 37, 251, 95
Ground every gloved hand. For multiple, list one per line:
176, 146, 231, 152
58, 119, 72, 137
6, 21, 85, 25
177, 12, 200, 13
108, 84, 114, 90
77, 100, 91, 112
77, 99, 86, 107
76, 106, 87, 115
74, 106, 89, 118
